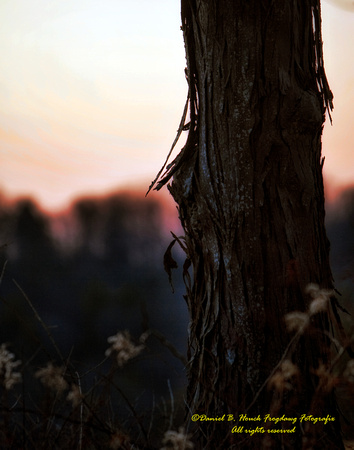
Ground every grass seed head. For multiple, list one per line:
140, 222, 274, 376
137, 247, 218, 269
161, 426, 194, 450
105, 330, 145, 367
0, 343, 22, 390
35, 362, 68, 393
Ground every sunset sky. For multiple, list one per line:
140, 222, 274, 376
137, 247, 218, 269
0, 0, 353, 212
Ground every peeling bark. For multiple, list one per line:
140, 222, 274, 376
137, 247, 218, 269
153, 1, 345, 448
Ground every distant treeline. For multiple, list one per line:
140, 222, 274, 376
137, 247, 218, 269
0, 190, 188, 400
0, 186, 353, 393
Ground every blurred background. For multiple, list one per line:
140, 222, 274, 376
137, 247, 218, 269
0, 0, 353, 438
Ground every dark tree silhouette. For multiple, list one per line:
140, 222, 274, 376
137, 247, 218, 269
151, 1, 346, 448
11, 200, 58, 301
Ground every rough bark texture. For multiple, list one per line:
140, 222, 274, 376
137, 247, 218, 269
153, 1, 345, 448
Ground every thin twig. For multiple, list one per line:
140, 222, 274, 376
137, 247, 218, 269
76, 371, 83, 450
102, 373, 150, 446
149, 329, 187, 366
245, 331, 301, 413
12, 279, 66, 365
167, 379, 174, 431
78, 355, 110, 379
0, 260, 8, 285
0, 295, 51, 361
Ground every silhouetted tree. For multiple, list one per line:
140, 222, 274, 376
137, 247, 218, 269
11, 200, 58, 299
151, 1, 345, 448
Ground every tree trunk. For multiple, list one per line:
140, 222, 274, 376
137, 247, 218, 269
153, 1, 345, 448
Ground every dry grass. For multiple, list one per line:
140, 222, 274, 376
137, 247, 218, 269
1, 276, 353, 449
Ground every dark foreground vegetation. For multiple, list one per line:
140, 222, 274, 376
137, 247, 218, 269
0, 186, 353, 448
